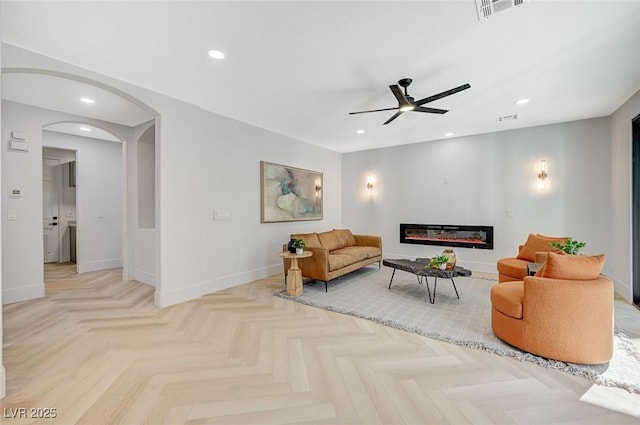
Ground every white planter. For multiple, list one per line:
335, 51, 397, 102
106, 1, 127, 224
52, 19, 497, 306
296, 248, 303, 255
439, 263, 447, 270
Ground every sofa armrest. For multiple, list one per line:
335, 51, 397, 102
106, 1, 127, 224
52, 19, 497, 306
534, 252, 549, 264
354, 234, 382, 249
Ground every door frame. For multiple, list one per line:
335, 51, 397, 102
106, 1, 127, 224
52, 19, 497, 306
42, 155, 62, 264
632, 113, 640, 307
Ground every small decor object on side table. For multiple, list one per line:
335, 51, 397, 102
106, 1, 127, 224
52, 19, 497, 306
429, 254, 449, 270
442, 248, 456, 270
287, 239, 297, 253
292, 238, 306, 255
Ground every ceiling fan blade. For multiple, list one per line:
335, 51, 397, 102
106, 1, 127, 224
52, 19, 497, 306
348, 106, 399, 115
389, 84, 410, 106
383, 111, 403, 125
415, 106, 448, 114
414, 83, 471, 106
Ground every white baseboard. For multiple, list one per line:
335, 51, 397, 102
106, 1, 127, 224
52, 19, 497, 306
610, 274, 632, 302
78, 258, 123, 273
0, 364, 5, 399
154, 282, 201, 308
2, 283, 45, 304
201, 263, 282, 296
135, 270, 155, 287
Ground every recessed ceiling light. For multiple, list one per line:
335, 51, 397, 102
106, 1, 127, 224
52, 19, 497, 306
444, 132, 454, 137
208, 50, 225, 60
515, 98, 530, 105
80, 97, 95, 104
79, 127, 91, 132
356, 129, 365, 135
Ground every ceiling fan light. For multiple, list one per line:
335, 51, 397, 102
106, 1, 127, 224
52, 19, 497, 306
399, 105, 414, 112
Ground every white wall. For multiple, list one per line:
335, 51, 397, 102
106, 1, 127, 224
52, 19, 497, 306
137, 124, 155, 229
1, 15, 6, 398
199, 112, 342, 294
43, 130, 123, 273
2, 44, 343, 308
610, 89, 640, 301
42, 146, 76, 262
342, 118, 612, 274
1, 100, 132, 303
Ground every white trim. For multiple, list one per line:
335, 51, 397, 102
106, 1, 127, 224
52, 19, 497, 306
3, 283, 45, 304
0, 365, 5, 399
201, 264, 282, 296
78, 258, 123, 273
134, 270, 155, 286
154, 282, 201, 308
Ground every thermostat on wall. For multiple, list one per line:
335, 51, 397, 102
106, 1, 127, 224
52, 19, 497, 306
9, 187, 23, 197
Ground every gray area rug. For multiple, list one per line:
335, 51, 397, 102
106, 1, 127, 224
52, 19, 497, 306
274, 265, 640, 394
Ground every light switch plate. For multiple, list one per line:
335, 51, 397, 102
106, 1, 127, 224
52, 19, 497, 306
7, 210, 17, 220
213, 210, 230, 220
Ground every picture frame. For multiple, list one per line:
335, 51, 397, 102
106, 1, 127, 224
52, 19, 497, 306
260, 161, 323, 223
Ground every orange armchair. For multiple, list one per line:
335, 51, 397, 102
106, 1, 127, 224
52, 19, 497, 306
497, 233, 567, 282
491, 253, 613, 364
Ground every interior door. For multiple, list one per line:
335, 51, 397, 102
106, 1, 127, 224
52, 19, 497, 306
43, 158, 60, 263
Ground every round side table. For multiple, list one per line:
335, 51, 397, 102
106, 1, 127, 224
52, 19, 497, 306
279, 251, 313, 296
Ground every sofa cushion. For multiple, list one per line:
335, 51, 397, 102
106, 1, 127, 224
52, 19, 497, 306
328, 253, 355, 271
291, 233, 322, 248
318, 230, 345, 251
491, 281, 524, 319
496, 257, 529, 281
537, 252, 605, 280
516, 234, 567, 262
333, 229, 356, 247
332, 247, 368, 262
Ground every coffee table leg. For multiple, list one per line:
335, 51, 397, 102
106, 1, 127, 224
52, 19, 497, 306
422, 276, 433, 304
431, 277, 438, 304
388, 268, 396, 290
450, 278, 460, 299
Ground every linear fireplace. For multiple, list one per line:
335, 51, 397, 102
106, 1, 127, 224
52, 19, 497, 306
400, 223, 494, 250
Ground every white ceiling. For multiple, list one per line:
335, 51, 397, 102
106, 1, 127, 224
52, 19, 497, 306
2, 1, 640, 153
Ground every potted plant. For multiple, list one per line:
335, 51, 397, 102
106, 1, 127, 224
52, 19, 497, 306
428, 254, 449, 270
293, 238, 306, 255
548, 237, 586, 255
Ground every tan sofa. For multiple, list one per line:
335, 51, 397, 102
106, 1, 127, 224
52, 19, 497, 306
491, 252, 613, 364
283, 229, 382, 291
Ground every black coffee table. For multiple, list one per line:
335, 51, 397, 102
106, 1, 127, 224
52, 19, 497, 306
382, 258, 472, 304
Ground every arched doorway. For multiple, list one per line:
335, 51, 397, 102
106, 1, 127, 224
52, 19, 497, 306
1, 68, 160, 300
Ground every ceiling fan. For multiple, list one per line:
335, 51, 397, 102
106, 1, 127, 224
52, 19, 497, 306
349, 78, 471, 125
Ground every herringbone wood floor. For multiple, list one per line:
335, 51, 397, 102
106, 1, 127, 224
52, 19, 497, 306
1, 264, 640, 424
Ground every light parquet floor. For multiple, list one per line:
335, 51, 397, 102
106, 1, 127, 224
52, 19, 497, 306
1, 264, 640, 424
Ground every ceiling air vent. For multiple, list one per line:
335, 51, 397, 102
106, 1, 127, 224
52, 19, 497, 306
497, 114, 518, 123
476, 0, 526, 20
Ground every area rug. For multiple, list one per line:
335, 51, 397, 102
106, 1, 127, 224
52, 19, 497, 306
274, 266, 640, 394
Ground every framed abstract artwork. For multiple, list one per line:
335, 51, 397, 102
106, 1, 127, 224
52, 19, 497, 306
260, 161, 323, 223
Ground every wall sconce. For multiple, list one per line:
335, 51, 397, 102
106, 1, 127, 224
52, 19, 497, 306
537, 159, 548, 192
366, 174, 374, 195
315, 178, 322, 198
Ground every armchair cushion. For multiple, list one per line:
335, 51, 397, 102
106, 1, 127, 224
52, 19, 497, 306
535, 252, 605, 280
491, 281, 523, 319
291, 232, 322, 248
318, 230, 346, 251
516, 233, 567, 262
332, 228, 357, 247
